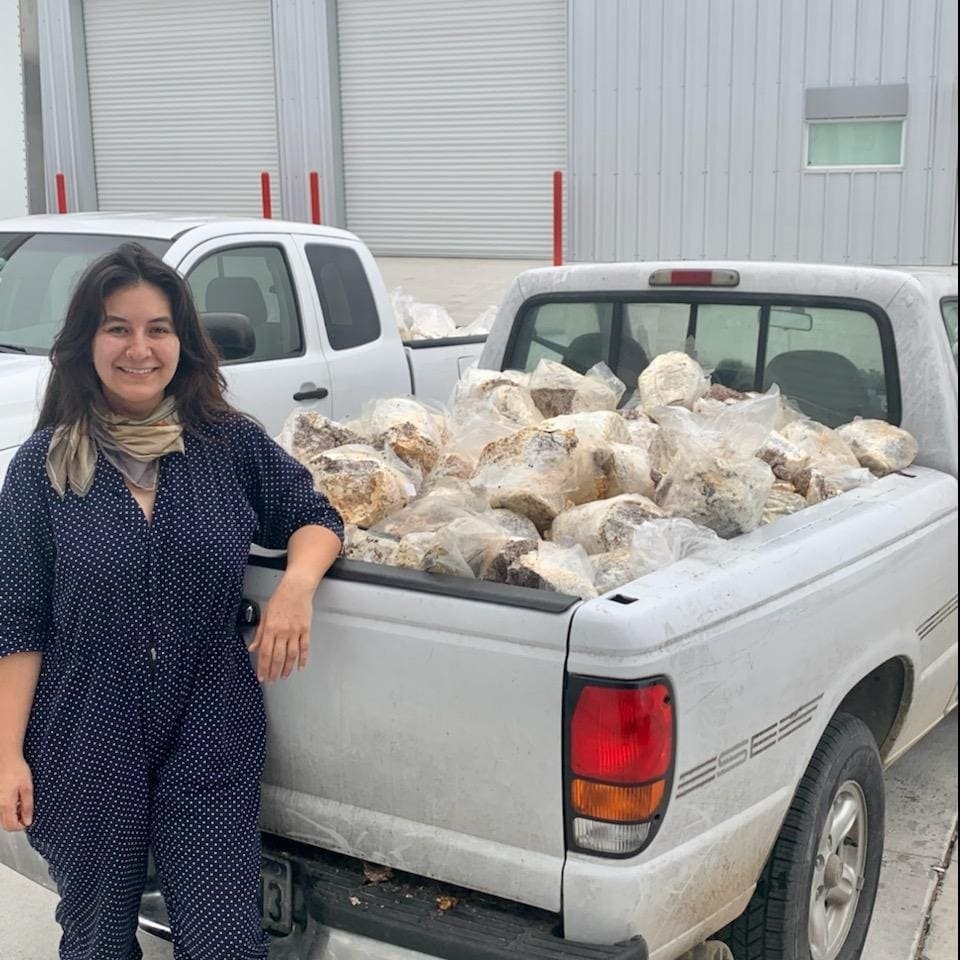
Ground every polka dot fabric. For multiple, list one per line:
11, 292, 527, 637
0, 415, 343, 960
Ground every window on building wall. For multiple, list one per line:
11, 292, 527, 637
806, 118, 904, 168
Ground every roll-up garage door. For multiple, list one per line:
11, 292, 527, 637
83, 0, 280, 216
338, 0, 567, 257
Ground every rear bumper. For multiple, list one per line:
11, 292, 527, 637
138, 835, 649, 960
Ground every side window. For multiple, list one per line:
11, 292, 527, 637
941, 298, 958, 367
764, 305, 889, 426
304, 243, 380, 350
506, 302, 615, 373
186, 245, 302, 362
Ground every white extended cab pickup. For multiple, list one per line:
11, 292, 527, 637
0, 255, 957, 960
0, 213, 486, 477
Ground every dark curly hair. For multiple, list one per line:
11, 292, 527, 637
37, 242, 235, 432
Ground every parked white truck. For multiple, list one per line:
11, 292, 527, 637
0, 218, 957, 960
0, 214, 486, 473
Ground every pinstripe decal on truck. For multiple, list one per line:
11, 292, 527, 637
917, 595, 959, 640
676, 694, 825, 798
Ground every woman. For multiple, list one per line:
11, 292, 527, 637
0, 243, 344, 959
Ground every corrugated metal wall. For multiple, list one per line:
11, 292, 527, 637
338, 0, 567, 257
84, 0, 280, 216
569, 0, 959, 265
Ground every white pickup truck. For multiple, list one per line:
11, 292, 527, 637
0, 214, 485, 470
1, 244, 957, 960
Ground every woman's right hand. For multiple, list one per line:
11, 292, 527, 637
0, 754, 33, 831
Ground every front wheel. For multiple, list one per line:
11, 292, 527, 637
722, 712, 885, 960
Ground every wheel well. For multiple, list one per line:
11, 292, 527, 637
835, 657, 913, 759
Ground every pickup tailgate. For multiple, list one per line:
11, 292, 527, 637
245, 558, 576, 912
404, 336, 486, 403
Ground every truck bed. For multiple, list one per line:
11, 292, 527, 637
246, 466, 957, 940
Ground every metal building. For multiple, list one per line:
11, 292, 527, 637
20, 0, 960, 264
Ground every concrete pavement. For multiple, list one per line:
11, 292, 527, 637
0, 710, 954, 960
375, 256, 549, 328
921, 849, 958, 959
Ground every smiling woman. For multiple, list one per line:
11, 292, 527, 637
93, 283, 181, 420
0, 242, 343, 960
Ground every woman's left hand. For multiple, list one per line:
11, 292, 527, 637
248, 575, 315, 682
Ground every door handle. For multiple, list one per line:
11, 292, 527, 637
293, 387, 329, 402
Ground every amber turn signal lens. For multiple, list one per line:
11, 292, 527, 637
571, 778, 665, 821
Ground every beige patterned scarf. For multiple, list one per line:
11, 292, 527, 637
45, 396, 185, 498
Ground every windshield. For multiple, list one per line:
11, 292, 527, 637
0, 233, 172, 354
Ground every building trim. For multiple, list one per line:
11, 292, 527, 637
271, 0, 345, 227
37, 0, 96, 211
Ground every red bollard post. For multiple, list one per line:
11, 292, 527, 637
56, 173, 68, 214
552, 170, 563, 266
260, 172, 272, 219
309, 172, 322, 225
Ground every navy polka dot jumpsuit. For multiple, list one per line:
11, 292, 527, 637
0, 416, 344, 960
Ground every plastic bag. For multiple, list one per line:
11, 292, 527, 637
394, 532, 437, 570
795, 466, 876, 505
637, 351, 710, 412
407, 301, 458, 340
470, 426, 588, 531
605, 443, 656, 499
540, 410, 643, 500
275, 410, 361, 460
348, 397, 445, 475
421, 515, 503, 578
343, 525, 401, 565
550, 494, 668, 554
653, 392, 780, 538
779, 419, 860, 472
429, 409, 518, 483
591, 518, 723, 594
451, 367, 542, 428
760, 481, 808, 525
309, 443, 419, 528
390, 286, 416, 340
541, 410, 631, 445
619, 410, 661, 451
758, 430, 811, 482
485, 508, 541, 541
835, 419, 919, 477
629, 518, 724, 573
459, 305, 496, 337
529, 359, 625, 418
370, 481, 487, 538
505, 542, 598, 599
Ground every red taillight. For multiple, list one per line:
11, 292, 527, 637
565, 677, 675, 857
570, 683, 673, 783
648, 267, 740, 287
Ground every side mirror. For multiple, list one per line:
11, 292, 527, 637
200, 312, 256, 361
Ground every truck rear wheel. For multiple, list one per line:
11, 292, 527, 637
722, 712, 884, 960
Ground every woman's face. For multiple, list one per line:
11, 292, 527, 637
92, 282, 181, 419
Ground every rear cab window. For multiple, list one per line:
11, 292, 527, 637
304, 243, 380, 350
505, 294, 900, 427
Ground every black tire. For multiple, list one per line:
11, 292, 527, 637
721, 712, 885, 960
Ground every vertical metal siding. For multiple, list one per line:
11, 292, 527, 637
570, 0, 958, 265
83, 0, 280, 216
338, 0, 566, 257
